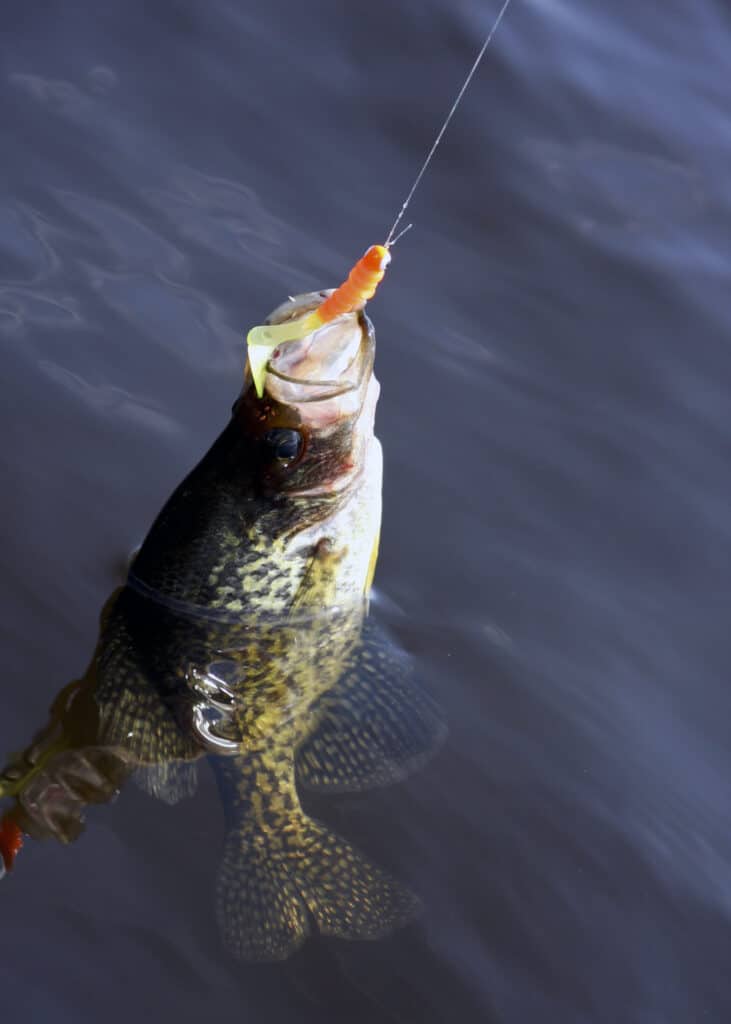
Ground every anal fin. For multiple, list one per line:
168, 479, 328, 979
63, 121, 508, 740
296, 620, 446, 793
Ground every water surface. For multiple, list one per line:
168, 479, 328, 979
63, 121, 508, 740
2, 1, 730, 1021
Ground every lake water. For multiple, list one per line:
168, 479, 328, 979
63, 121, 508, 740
2, 0, 730, 1021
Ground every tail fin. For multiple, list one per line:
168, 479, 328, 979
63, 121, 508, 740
216, 815, 419, 961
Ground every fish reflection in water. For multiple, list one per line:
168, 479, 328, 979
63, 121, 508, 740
0, 292, 444, 959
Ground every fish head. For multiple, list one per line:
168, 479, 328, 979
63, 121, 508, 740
239, 290, 379, 496
220, 292, 383, 608
129, 291, 383, 615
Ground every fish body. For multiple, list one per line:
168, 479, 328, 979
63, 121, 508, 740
0, 294, 444, 959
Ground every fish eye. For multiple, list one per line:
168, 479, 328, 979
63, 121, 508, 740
263, 428, 303, 462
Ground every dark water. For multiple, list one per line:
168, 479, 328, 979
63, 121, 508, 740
2, 0, 730, 1020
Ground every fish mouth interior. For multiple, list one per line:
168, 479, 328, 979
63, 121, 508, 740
262, 291, 372, 404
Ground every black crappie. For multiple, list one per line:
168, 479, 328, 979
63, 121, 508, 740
0, 294, 444, 960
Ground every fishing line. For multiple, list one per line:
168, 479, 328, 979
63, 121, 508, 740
246, 0, 515, 396
384, 0, 516, 247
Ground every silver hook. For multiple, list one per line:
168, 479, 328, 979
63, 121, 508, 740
191, 705, 240, 755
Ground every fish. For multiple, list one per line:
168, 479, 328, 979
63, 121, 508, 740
0, 289, 445, 960
0, 0, 526, 951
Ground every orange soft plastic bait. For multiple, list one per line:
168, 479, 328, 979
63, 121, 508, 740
313, 244, 391, 325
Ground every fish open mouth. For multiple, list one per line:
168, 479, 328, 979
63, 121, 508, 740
254, 291, 375, 417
